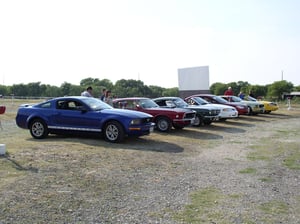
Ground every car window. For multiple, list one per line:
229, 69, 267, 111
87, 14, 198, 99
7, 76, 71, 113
56, 100, 80, 110
125, 101, 136, 109
57, 100, 68, 110
115, 101, 127, 109
81, 97, 112, 110
39, 102, 51, 108
174, 98, 188, 107
193, 97, 208, 105
155, 100, 165, 106
139, 99, 159, 108
201, 96, 212, 103
213, 96, 228, 103
231, 96, 242, 102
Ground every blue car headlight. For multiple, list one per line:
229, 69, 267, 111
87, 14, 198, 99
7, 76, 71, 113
130, 119, 142, 125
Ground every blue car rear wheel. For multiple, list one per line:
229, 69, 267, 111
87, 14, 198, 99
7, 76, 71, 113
30, 118, 48, 139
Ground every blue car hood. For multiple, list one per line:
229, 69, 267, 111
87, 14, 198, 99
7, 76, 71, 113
101, 108, 152, 118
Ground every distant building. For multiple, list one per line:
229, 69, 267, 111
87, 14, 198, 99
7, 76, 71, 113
178, 66, 210, 99
282, 91, 300, 99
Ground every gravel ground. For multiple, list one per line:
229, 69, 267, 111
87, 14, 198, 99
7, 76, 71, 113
0, 108, 300, 223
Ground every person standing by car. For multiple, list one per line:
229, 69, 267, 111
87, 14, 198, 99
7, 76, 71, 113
81, 86, 93, 97
100, 88, 106, 101
224, 87, 234, 96
238, 91, 245, 99
104, 90, 113, 106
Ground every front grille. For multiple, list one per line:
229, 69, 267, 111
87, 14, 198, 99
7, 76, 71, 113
184, 112, 196, 119
211, 109, 220, 115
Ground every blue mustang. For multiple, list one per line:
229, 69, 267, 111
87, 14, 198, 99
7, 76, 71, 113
16, 96, 154, 143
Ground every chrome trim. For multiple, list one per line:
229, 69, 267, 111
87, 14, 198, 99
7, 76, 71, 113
48, 126, 101, 132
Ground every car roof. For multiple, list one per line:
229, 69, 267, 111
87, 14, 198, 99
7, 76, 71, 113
153, 97, 179, 100
113, 97, 150, 101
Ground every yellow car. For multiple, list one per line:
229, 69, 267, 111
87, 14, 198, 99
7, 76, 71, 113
244, 96, 279, 113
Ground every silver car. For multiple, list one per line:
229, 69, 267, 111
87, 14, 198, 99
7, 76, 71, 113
185, 96, 238, 121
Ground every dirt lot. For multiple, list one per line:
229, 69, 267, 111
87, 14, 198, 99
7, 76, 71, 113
0, 99, 300, 223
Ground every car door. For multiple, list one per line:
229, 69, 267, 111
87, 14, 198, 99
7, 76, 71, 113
53, 99, 101, 132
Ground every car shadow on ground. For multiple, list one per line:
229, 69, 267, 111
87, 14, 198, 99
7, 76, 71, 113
158, 128, 224, 140
122, 137, 185, 153
28, 134, 185, 153
261, 113, 293, 119
200, 123, 248, 134
214, 119, 256, 127
235, 115, 268, 122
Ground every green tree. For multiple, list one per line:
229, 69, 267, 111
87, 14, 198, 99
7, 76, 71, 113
0, 85, 8, 96
162, 87, 179, 97
60, 82, 72, 96
148, 85, 164, 98
114, 79, 148, 97
69, 85, 82, 96
27, 82, 43, 97
44, 85, 62, 97
294, 85, 300, 91
247, 85, 267, 98
267, 80, 294, 100
236, 81, 250, 94
11, 84, 28, 96
80, 77, 99, 86
210, 82, 227, 95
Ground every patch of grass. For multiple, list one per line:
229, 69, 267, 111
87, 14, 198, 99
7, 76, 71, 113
0, 157, 27, 188
258, 177, 273, 182
173, 187, 224, 223
247, 135, 299, 170
259, 200, 289, 215
239, 167, 256, 174
228, 193, 242, 199
282, 147, 300, 170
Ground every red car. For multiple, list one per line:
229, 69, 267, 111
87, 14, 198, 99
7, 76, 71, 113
186, 94, 249, 115
113, 97, 196, 132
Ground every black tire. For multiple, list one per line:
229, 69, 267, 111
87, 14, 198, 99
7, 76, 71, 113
29, 118, 48, 139
173, 124, 184, 129
203, 120, 212, 125
192, 116, 202, 127
156, 117, 172, 132
219, 118, 227, 122
264, 110, 271, 114
104, 121, 125, 143
247, 106, 252, 115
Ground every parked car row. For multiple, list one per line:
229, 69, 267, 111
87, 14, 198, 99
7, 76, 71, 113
15, 94, 279, 143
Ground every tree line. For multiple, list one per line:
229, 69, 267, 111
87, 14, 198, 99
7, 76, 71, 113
0, 78, 178, 99
0, 77, 299, 100
210, 80, 299, 100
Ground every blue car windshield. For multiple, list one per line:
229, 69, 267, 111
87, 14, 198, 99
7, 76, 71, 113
82, 97, 113, 110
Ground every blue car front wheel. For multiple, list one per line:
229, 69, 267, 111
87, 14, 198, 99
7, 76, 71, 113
104, 121, 125, 143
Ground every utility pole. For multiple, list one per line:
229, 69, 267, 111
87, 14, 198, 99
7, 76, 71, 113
281, 70, 284, 81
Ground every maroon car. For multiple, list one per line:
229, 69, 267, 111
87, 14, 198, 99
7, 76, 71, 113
186, 94, 249, 115
113, 97, 196, 132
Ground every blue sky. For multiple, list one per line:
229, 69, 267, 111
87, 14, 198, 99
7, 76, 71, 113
1, 0, 300, 88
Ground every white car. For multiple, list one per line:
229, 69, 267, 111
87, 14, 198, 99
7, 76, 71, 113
185, 96, 238, 121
